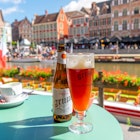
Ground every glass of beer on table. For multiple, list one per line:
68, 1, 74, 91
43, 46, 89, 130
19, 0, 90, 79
66, 53, 95, 134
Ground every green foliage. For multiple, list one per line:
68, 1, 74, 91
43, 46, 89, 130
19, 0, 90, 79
94, 70, 140, 88
2, 68, 19, 77
12, 41, 17, 46
126, 117, 132, 126
1, 68, 140, 89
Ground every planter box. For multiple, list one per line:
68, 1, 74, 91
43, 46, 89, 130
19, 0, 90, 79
94, 81, 138, 91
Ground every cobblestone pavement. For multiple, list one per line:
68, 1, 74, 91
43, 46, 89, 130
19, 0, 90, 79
120, 123, 140, 140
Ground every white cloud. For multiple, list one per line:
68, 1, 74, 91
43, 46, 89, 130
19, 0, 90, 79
0, 0, 25, 16
2, 6, 24, 15
0, 0, 25, 4
63, 0, 108, 12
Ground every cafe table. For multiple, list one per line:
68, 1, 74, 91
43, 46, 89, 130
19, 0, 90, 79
0, 95, 123, 140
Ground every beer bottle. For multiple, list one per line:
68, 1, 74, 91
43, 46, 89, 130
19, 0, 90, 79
52, 42, 72, 122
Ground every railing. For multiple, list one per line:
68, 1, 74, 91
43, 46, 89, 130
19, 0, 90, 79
10, 67, 140, 107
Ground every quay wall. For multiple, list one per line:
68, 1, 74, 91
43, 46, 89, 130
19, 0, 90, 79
73, 49, 140, 63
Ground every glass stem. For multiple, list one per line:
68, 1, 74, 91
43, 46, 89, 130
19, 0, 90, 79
76, 111, 86, 123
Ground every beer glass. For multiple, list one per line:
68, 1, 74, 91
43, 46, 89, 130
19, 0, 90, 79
66, 53, 95, 134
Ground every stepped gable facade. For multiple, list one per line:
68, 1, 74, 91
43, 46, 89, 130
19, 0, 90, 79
80, 7, 91, 15
66, 10, 89, 40
11, 17, 32, 42
88, 1, 112, 39
32, 9, 69, 44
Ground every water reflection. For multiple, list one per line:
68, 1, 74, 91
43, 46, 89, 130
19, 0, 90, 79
6, 62, 55, 70
6, 62, 140, 77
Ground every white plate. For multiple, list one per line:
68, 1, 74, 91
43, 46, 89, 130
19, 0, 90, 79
0, 94, 28, 108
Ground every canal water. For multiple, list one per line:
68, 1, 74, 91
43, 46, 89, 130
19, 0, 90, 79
6, 62, 140, 77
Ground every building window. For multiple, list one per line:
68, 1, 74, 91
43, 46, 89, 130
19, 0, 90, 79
93, 30, 97, 36
114, 21, 118, 31
77, 27, 80, 34
50, 24, 53, 29
99, 19, 102, 26
134, 19, 139, 30
122, 20, 127, 30
89, 20, 92, 26
73, 19, 76, 25
59, 23, 63, 29
81, 26, 84, 34
86, 18, 88, 23
77, 18, 80, 24
73, 28, 76, 35
134, 7, 139, 14
94, 20, 98, 26
114, 0, 118, 6
85, 26, 88, 34
46, 32, 48, 38
114, 10, 118, 18
123, 9, 127, 16
54, 23, 57, 29
123, 0, 127, 4
81, 18, 84, 23
70, 28, 73, 35
102, 29, 106, 36
107, 18, 111, 25
89, 31, 93, 37
102, 19, 106, 25
107, 29, 111, 36
60, 14, 64, 21
47, 24, 49, 30
51, 32, 53, 38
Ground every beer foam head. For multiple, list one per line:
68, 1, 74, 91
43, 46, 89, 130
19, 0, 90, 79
66, 53, 95, 69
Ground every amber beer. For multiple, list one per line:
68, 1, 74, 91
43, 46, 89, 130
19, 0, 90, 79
66, 53, 94, 134
67, 68, 94, 111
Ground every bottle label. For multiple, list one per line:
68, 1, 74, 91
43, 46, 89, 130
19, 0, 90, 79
57, 51, 66, 64
53, 88, 72, 115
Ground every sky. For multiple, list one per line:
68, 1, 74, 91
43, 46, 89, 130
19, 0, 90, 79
0, 0, 108, 23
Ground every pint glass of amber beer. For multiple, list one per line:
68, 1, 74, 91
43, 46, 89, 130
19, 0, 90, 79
66, 53, 94, 134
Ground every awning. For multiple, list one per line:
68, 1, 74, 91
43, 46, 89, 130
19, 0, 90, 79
110, 36, 121, 43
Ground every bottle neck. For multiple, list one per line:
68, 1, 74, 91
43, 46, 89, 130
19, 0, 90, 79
57, 46, 66, 64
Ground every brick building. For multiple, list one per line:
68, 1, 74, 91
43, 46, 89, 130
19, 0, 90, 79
88, 1, 112, 39
6, 0, 140, 44
0, 10, 5, 39
12, 17, 32, 42
111, 0, 140, 38
66, 10, 89, 40
32, 9, 69, 44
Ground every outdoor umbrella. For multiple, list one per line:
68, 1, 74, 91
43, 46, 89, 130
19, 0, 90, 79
122, 36, 132, 43
78, 37, 89, 44
89, 37, 99, 44
68, 38, 78, 44
110, 36, 121, 43
100, 37, 110, 43
131, 36, 140, 43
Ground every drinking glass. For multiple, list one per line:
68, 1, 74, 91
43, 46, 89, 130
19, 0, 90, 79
66, 53, 95, 134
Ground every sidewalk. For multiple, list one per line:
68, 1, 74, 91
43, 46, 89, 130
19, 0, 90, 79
120, 123, 140, 140
74, 48, 140, 54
